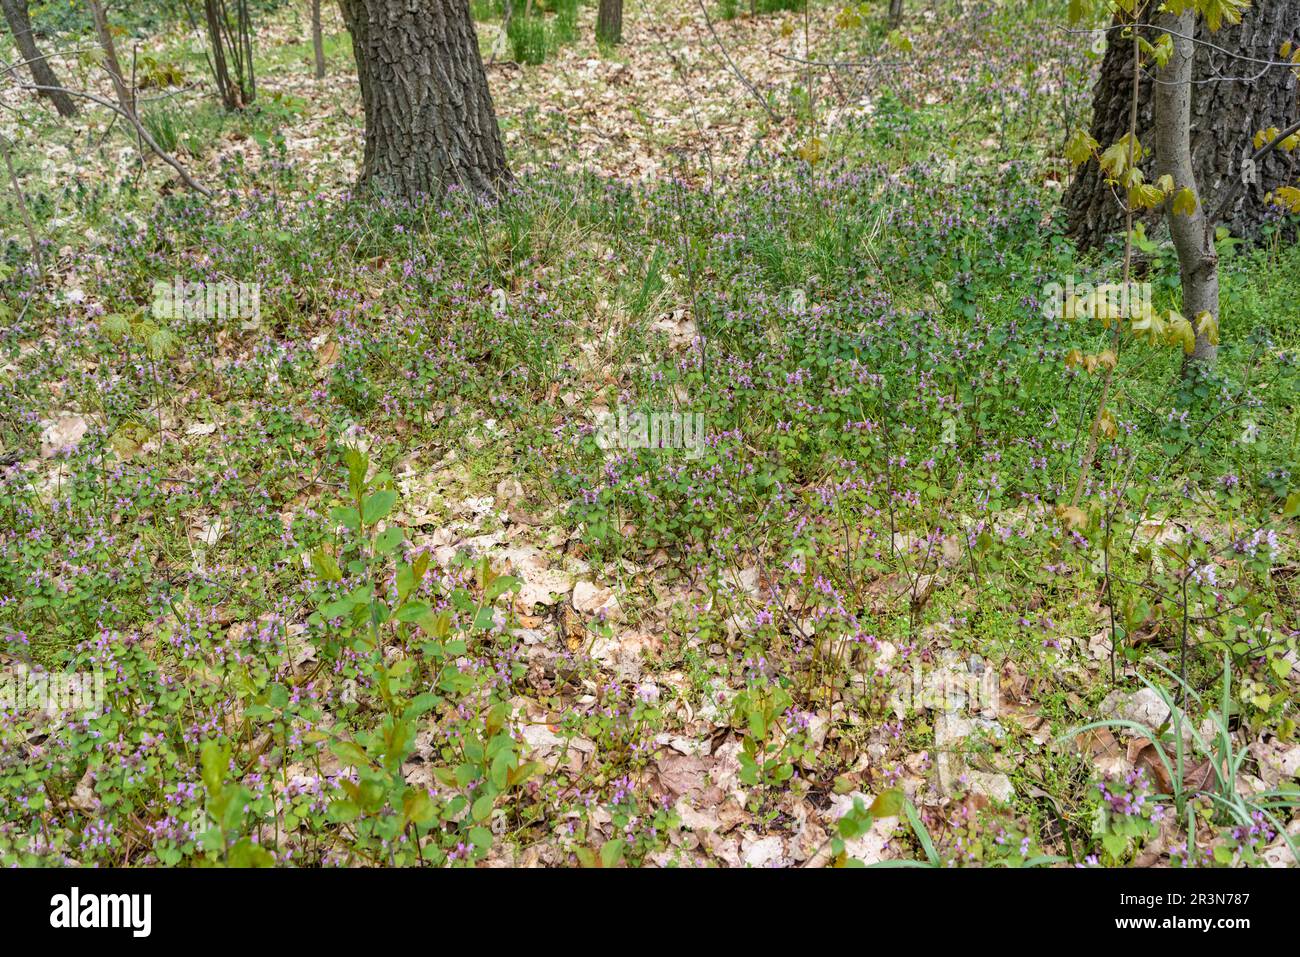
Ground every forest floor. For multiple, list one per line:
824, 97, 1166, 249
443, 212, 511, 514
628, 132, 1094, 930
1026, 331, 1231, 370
1, 0, 1299, 868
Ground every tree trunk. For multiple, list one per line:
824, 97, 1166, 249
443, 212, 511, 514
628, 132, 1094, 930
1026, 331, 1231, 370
1065, 0, 1300, 250
1062, 10, 1153, 249
311, 0, 326, 78
1, 133, 43, 276
596, 0, 622, 45
0, 0, 77, 117
1189, 0, 1299, 239
339, 0, 509, 200
86, 0, 135, 122
1153, 8, 1218, 367
203, 0, 241, 109
888, 0, 904, 30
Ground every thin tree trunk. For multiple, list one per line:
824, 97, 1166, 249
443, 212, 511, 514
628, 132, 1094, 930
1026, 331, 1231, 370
339, 0, 509, 200
888, 0, 904, 30
311, 0, 326, 78
1153, 8, 1218, 368
85, 0, 134, 121
239, 0, 255, 102
1063, 10, 1153, 248
0, 0, 77, 117
596, 0, 622, 44
1, 133, 42, 277
204, 0, 240, 109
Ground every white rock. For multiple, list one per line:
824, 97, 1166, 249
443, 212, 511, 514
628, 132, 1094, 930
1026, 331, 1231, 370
39, 413, 88, 458
1099, 687, 1172, 730
741, 834, 786, 868
573, 580, 621, 619
966, 771, 1017, 803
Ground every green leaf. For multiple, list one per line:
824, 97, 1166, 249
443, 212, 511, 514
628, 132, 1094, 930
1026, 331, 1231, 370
402, 692, 440, 721
490, 749, 513, 790
600, 839, 625, 868
905, 800, 940, 866
374, 525, 405, 554
328, 799, 359, 823
220, 785, 250, 832
200, 740, 229, 793
1171, 187, 1197, 216
869, 788, 904, 818
330, 740, 371, 769
227, 838, 275, 868
402, 789, 436, 828
319, 597, 355, 620
362, 489, 397, 525
837, 807, 870, 839
396, 601, 432, 623
331, 506, 361, 531
1067, 0, 1097, 24
310, 547, 342, 582
1284, 490, 1300, 518
344, 448, 369, 499
485, 575, 520, 602
267, 683, 289, 709
1064, 128, 1099, 166
507, 760, 540, 788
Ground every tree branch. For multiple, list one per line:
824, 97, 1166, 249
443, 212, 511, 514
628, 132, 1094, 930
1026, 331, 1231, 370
694, 0, 782, 124
1208, 119, 1300, 226
14, 82, 212, 196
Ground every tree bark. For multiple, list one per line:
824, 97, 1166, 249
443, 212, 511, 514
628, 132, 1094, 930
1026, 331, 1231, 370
1153, 8, 1218, 367
201, 0, 257, 109
311, 0, 326, 79
1065, 0, 1300, 249
888, 0, 904, 30
1189, 0, 1299, 239
0, 0, 77, 116
339, 0, 509, 200
204, 0, 238, 108
596, 0, 622, 45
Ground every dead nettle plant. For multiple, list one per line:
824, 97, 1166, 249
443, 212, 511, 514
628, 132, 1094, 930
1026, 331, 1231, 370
1067, 656, 1300, 865
713, 380, 961, 717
